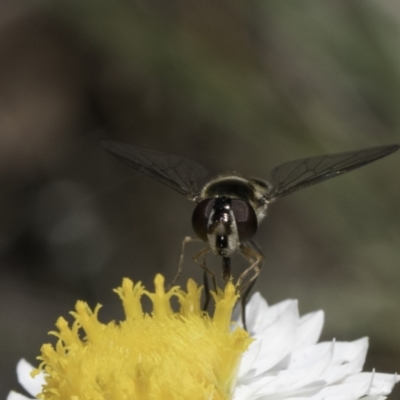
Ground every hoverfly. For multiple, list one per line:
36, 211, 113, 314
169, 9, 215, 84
102, 141, 399, 327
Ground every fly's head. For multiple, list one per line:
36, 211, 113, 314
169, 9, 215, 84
192, 176, 261, 257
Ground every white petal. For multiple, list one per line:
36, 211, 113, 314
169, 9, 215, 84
260, 299, 300, 333
289, 337, 367, 369
240, 292, 270, 333
233, 293, 399, 400
233, 382, 263, 400
256, 372, 372, 399
361, 397, 388, 400
6, 391, 34, 400
252, 301, 299, 372
254, 341, 335, 396
330, 338, 368, 368
234, 373, 276, 400
369, 371, 400, 394
288, 337, 368, 380
245, 295, 299, 337
307, 372, 372, 399
293, 310, 324, 349
16, 359, 45, 397
345, 371, 400, 396
318, 342, 368, 387
238, 339, 262, 380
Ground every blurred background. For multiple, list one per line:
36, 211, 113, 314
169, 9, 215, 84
1, 0, 400, 397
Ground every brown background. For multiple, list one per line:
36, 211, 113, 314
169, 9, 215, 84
0, 1, 399, 398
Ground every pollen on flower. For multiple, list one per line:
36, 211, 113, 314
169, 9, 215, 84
33, 274, 251, 400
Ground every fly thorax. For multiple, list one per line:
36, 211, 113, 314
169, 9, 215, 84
247, 177, 271, 223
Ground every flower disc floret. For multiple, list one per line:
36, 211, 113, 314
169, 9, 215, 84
33, 275, 251, 400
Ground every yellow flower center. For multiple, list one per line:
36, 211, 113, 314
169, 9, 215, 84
33, 275, 252, 400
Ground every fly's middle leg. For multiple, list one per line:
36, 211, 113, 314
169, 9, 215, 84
192, 246, 216, 311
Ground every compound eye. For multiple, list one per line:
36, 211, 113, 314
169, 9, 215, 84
231, 200, 257, 242
192, 199, 215, 241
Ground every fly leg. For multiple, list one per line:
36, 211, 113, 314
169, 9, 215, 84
237, 240, 264, 293
168, 236, 202, 289
202, 271, 211, 312
237, 241, 264, 330
192, 246, 216, 312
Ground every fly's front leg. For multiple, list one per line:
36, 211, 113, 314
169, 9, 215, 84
237, 242, 264, 330
168, 236, 202, 290
202, 271, 211, 312
192, 246, 216, 311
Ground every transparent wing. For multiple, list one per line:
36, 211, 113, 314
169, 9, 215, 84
101, 140, 208, 200
267, 144, 399, 200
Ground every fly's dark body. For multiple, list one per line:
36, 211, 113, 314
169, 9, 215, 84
102, 140, 399, 328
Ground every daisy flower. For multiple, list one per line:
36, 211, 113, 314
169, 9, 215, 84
7, 274, 399, 400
